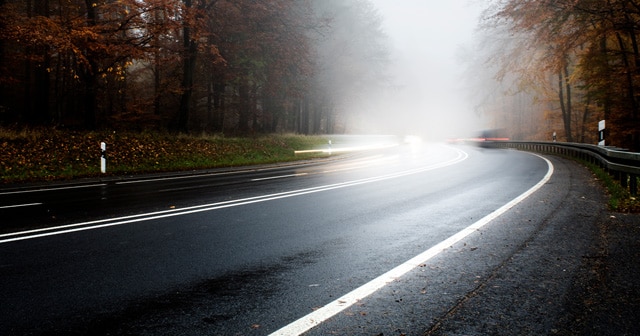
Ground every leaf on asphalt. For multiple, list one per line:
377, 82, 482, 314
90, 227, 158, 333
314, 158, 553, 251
251, 324, 260, 329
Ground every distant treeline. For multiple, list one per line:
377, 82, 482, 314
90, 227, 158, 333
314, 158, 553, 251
0, 0, 389, 134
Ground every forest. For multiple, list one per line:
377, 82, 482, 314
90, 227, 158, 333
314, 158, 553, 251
473, 0, 640, 151
0, 0, 389, 135
3, 0, 640, 152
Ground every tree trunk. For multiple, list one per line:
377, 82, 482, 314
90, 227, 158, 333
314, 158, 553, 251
580, 96, 591, 143
626, 28, 640, 149
177, 0, 197, 133
206, 74, 213, 129
213, 78, 224, 132
238, 80, 250, 133
558, 71, 572, 142
615, 32, 638, 143
311, 98, 322, 134
34, 50, 50, 124
624, 13, 640, 115
82, 0, 98, 129
0, 0, 5, 117
154, 50, 161, 116
31, 0, 50, 124
83, 66, 98, 129
563, 64, 573, 142
177, 40, 196, 132
299, 97, 309, 134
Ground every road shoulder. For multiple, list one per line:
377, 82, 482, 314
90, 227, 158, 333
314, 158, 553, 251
554, 210, 640, 335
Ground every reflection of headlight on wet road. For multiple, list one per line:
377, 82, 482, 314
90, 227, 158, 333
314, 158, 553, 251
294, 142, 398, 155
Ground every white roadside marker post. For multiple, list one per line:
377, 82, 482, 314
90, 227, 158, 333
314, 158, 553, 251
100, 142, 107, 173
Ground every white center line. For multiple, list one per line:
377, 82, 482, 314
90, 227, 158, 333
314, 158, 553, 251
0, 184, 107, 196
251, 173, 308, 181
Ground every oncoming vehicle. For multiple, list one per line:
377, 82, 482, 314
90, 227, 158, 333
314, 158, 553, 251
470, 129, 509, 148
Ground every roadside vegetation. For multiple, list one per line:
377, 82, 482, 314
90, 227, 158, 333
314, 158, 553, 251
583, 161, 640, 213
0, 127, 330, 184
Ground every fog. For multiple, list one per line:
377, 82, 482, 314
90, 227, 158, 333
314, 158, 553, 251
365, 0, 488, 140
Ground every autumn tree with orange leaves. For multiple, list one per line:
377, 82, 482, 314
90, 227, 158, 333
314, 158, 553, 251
0, 0, 389, 135
0, 0, 170, 127
481, 0, 640, 150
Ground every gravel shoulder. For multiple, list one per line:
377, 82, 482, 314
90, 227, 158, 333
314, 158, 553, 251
554, 211, 640, 335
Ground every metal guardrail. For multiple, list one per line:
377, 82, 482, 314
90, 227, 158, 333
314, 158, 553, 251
484, 141, 640, 196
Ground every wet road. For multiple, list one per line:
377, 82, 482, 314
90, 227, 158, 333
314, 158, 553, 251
0, 143, 557, 335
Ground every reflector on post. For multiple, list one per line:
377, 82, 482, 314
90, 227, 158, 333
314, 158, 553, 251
598, 120, 605, 146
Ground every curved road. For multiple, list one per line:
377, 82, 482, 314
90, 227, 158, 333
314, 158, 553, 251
0, 142, 595, 335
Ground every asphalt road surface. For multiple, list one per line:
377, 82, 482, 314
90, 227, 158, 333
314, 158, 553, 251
0, 142, 609, 335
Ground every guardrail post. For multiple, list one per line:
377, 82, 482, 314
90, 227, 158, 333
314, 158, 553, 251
621, 172, 628, 189
631, 175, 638, 196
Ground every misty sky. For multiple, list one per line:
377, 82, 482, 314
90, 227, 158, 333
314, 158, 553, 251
367, 0, 487, 139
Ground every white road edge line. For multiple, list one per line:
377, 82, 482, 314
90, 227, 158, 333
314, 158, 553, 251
0, 203, 42, 209
115, 170, 248, 185
268, 153, 554, 336
0, 146, 468, 244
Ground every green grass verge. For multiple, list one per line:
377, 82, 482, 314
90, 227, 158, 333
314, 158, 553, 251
582, 161, 640, 213
0, 127, 331, 184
